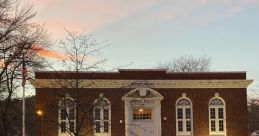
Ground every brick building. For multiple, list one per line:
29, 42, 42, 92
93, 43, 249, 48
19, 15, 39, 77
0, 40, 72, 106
33, 69, 253, 136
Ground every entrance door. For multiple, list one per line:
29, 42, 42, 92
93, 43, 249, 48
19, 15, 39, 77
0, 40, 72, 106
131, 121, 154, 136
122, 88, 163, 136
129, 108, 154, 136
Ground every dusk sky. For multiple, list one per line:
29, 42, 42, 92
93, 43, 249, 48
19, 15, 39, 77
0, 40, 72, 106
30, 0, 259, 95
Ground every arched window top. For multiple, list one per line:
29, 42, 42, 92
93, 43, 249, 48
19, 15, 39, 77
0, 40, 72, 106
94, 98, 110, 108
59, 97, 75, 109
176, 98, 191, 106
209, 97, 224, 106
94, 93, 110, 109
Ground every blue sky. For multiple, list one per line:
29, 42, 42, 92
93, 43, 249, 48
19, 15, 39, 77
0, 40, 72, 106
31, 0, 259, 95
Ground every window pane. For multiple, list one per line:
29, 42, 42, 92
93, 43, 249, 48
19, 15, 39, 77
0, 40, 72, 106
61, 109, 66, 120
186, 108, 191, 119
95, 121, 100, 133
95, 109, 100, 120
186, 120, 191, 131
210, 108, 215, 119
61, 121, 66, 133
69, 108, 75, 120
69, 122, 74, 132
178, 121, 183, 131
211, 120, 216, 131
104, 121, 109, 132
177, 108, 183, 119
218, 108, 224, 119
133, 109, 152, 120
103, 109, 109, 120
219, 120, 224, 131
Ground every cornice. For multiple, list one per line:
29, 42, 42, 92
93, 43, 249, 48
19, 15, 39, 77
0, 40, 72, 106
30, 79, 253, 89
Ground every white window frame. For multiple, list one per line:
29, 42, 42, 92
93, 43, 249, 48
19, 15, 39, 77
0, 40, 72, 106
209, 96, 226, 136
176, 96, 193, 136
133, 108, 152, 120
58, 96, 76, 136
93, 97, 111, 136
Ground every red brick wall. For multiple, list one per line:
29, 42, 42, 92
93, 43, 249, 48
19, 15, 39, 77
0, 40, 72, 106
35, 88, 248, 136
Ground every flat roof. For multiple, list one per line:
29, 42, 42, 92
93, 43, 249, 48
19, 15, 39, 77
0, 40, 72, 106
35, 69, 247, 80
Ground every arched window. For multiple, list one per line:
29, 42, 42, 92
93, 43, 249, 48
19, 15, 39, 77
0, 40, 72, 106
58, 95, 76, 134
93, 94, 111, 136
209, 95, 226, 136
176, 95, 193, 136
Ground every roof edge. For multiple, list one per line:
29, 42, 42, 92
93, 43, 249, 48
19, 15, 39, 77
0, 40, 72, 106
35, 69, 247, 74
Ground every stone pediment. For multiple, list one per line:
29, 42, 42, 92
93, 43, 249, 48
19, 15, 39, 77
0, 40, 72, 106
122, 88, 163, 100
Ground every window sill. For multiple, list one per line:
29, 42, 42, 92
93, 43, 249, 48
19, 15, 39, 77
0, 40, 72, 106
132, 119, 153, 122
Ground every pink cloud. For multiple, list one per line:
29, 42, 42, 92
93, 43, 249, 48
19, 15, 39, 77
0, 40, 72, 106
227, 6, 243, 16
29, 0, 259, 41
36, 50, 66, 60
225, 0, 259, 17
198, 0, 208, 5
239, 0, 259, 5
35, 48, 96, 62
31, 0, 160, 34
31, 0, 59, 6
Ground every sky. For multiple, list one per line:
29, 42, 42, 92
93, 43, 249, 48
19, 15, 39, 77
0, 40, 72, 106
29, 0, 259, 96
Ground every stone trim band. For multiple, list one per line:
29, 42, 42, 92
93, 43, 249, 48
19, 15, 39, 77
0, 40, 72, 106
31, 79, 253, 89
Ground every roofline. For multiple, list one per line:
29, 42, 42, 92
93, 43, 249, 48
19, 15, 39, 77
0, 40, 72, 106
118, 69, 166, 71
166, 71, 247, 74
35, 71, 119, 74
35, 69, 247, 74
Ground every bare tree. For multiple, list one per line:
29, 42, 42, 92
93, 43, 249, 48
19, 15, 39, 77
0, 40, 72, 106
58, 30, 107, 72
58, 30, 106, 135
42, 30, 108, 136
157, 55, 211, 72
0, 0, 50, 82
0, 0, 50, 135
248, 97, 259, 133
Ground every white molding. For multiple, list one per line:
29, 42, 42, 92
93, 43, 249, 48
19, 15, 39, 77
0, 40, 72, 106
175, 96, 193, 136
93, 97, 111, 136
58, 97, 76, 136
122, 88, 163, 136
31, 79, 253, 89
209, 96, 226, 136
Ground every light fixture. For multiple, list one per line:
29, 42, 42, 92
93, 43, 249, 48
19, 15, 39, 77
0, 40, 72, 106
138, 109, 144, 112
36, 110, 43, 116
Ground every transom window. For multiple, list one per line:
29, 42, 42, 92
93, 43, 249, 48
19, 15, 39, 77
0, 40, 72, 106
94, 95, 111, 135
133, 109, 152, 120
59, 96, 76, 134
176, 97, 193, 136
209, 97, 226, 136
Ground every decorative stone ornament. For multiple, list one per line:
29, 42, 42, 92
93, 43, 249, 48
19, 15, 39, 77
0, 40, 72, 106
139, 88, 147, 96
65, 93, 70, 98
100, 93, 104, 98
209, 98, 224, 106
